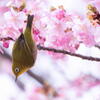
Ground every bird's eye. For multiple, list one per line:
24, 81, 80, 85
15, 67, 20, 73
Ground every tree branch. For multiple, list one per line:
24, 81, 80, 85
95, 44, 100, 49
11, 75, 25, 91
1, 37, 100, 62
27, 70, 45, 85
27, 70, 58, 96
0, 37, 15, 41
37, 45, 100, 62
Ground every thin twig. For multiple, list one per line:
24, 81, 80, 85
10, 75, 25, 91
27, 70, 44, 85
0, 37, 15, 41
27, 70, 58, 96
95, 44, 100, 49
37, 45, 100, 62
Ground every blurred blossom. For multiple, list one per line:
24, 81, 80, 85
0, 6, 9, 15
78, 32, 95, 47
0, 25, 20, 40
55, 9, 66, 20
0, 0, 100, 100
28, 87, 47, 100
8, 0, 24, 8
0, 0, 99, 58
4, 8, 26, 29
3, 41, 9, 48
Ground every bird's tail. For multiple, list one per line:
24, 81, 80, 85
26, 14, 34, 29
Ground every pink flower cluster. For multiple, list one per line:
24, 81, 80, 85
71, 74, 100, 96
0, 0, 100, 58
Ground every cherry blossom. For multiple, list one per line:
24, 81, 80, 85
0, 0, 100, 100
0, 0, 99, 58
3, 41, 9, 48
4, 8, 26, 29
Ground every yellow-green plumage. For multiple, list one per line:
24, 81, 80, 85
12, 15, 37, 79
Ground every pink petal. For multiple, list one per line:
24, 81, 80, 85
0, 6, 9, 14
55, 10, 66, 20
79, 32, 96, 46
3, 41, 9, 48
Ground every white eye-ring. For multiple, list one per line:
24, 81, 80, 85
15, 67, 20, 73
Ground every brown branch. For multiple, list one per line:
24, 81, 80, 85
37, 45, 100, 62
0, 37, 15, 41
27, 70, 58, 96
10, 75, 25, 91
27, 70, 44, 85
95, 44, 100, 49
1, 36, 100, 62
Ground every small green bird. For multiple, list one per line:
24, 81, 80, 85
12, 15, 37, 81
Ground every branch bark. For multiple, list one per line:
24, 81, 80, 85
0, 37, 14, 41
37, 45, 100, 62
1, 36, 100, 62
11, 75, 25, 91
27, 70, 58, 96
95, 44, 100, 49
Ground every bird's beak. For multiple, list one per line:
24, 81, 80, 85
15, 76, 18, 82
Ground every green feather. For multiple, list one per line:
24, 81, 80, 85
12, 15, 37, 78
